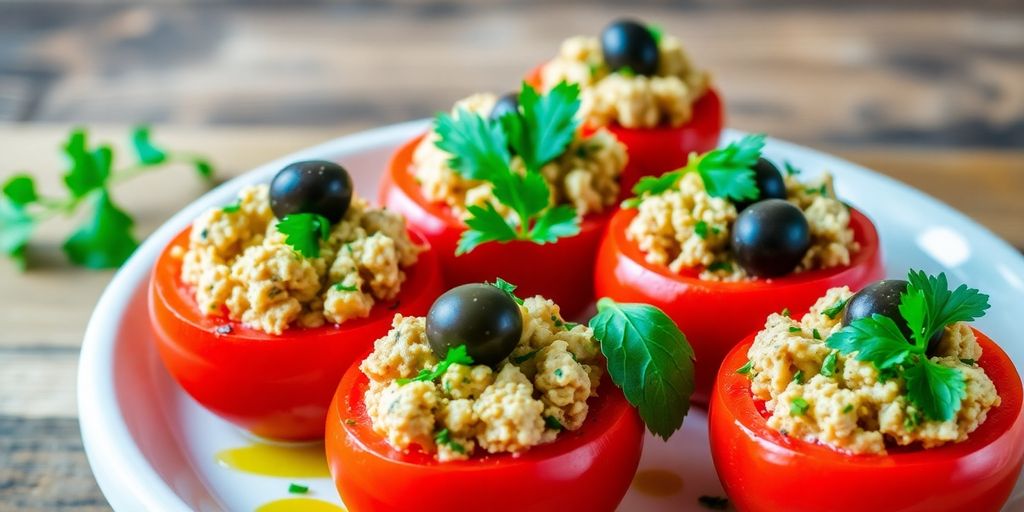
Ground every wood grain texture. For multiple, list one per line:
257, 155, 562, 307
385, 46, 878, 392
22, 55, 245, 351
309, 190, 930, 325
0, 0, 1021, 509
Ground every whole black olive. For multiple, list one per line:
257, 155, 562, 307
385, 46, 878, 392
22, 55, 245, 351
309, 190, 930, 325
601, 19, 660, 76
489, 92, 520, 121
843, 279, 943, 348
269, 160, 354, 223
731, 199, 810, 277
735, 158, 787, 211
426, 283, 523, 366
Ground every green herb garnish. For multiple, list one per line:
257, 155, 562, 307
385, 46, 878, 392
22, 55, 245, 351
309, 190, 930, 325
782, 308, 791, 317
783, 161, 801, 176
512, 350, 539, 364
333, 282, 359, 292
398, 345, 474, 386
790, 397, 809, 416
694, 220, 709, 239
820, 351, 838, 377
1, 126, 213, 269
434, 428, 465, 454
288, 483, 309, 494
489, 277, 524, 305
589, 298, 695, 439
622, 134, 765, 208
222, 200, 241, 213
617, 65, 637, 77
647, 24, 664, 45
822, 297, 849, 319
842, 404, 853, 413
827, 270, 990, 421
434, 82, 582, 255
813, 328, 822, 340
792, 370, 805, 384
544, 415, 565, 431
277, 213, 331, 258
736, 360, 754, 375
707, 261, 733, 273
788, 326, 801, 333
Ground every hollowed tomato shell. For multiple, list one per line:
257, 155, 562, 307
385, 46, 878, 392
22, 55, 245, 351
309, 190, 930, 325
594, 206, 885, 403
524, 63, 724, 198
325, 363, 645, 512
149, 227, 443, 441
710, 329, 1024, 512
379, 134, 612, 317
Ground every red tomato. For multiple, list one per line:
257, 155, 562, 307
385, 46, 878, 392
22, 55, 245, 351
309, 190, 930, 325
594, 207, 885, 403
379, 135, 611, 316
149, 227, 443, 441
525, 64, 724, 198
710, 329, 1024, 512
325, 365, 645, 512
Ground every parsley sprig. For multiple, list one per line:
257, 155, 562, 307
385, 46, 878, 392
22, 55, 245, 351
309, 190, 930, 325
433, 82, 583, 254
276, 213, 331, 258
1, 126, 213, 269
589, 298, 696, 439
398, 345, 474, 386
622, 134, 765, 208
826, 270, 990, 421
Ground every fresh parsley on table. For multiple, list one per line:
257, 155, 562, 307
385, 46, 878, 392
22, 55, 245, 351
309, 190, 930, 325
433, 81, 583, 255
1, 126, 213, 269
622, 133, 765, 208
826, 270, 990, 421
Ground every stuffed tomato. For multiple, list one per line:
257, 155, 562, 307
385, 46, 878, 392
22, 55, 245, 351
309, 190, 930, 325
326, 280, 696, 511
595, 135, 884, 401
528, 18, 724, 194
150, 161, 443, 440
710, 273, 1024, 512
380, 83, 627, 316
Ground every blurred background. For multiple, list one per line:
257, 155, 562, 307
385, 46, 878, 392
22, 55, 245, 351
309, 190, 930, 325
0, 0, 1021, 510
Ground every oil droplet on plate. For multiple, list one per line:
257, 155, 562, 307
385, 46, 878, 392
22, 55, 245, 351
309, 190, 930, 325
214, 443, 330, 478
255, 498, 346, 512
632, 468, 684, 497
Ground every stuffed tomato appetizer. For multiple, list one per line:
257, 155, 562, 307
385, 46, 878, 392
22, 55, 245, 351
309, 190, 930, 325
530, 18, 723, 194
380, 81, 626, 315
326, 280, 695, 512
150, 161, 442, 440
594, 134, 884, 401
711, 271, 1024, 512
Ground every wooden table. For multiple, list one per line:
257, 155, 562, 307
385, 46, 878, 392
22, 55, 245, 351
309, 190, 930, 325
1, 1, 1021, 510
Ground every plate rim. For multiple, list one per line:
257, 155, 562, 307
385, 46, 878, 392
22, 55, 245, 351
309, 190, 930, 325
77, 124, 1024, 511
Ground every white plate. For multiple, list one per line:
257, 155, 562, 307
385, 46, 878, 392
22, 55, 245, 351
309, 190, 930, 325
78, 123, 1024, 511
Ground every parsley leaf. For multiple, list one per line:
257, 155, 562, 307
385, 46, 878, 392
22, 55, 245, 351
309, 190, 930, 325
63, 129, 112, 198
826, 313, 912, 370
694, 134, 764, 201
435, 83, 583, 254
287, 483, 309, 494
512, 81, 581, 173
822, 297, 849, 319
0, 199, 35, 269
647, 24, 664, 45
489, 277, 524, 305
277, 213, 331, 258
398, 345, 474, 386
434, 428, 466, 454
904, 358, 966, 421
529, 204, 580, 243
790, 397, 809, 416
694, 220, 708, 239
544, 415, 565, 431
905, 270, 990, 346
457, 203, 518, 255
131, 126, 167, 165
333, 282, 358, 292
2, 175, 38, 206
62, 190, 138, 268
736, 360, 754, 375
820, 350, 838, 377
589, 298, 695, 439
783, 161, 802, 176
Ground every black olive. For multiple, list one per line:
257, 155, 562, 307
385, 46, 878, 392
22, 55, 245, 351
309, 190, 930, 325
731, 199, 810, 277
269, 160, 353, 223
601, 19, 660, 76
843, 280, 943, 348
735, 158, 787, 211
426, 284, 523, 366
489, 92, 520, 121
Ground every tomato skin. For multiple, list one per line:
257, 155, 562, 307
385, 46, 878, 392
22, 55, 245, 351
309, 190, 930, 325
379, 135, 611, 316
525, 64, 724, 199
149, 227, 443, 441
593, 207, 884, 402
325, 364, 645, 512
709, 330, 1024, 512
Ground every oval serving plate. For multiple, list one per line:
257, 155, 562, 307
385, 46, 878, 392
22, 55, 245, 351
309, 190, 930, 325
79, 124, 1024, 511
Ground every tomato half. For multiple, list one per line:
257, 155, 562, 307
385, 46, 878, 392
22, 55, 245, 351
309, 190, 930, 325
149, 227, 443, 441
325, 364, 645, 512
709, 330, 1024, 512
524, 64, 724, 198
594, 207, 884, 403
379, 135, 611, 316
